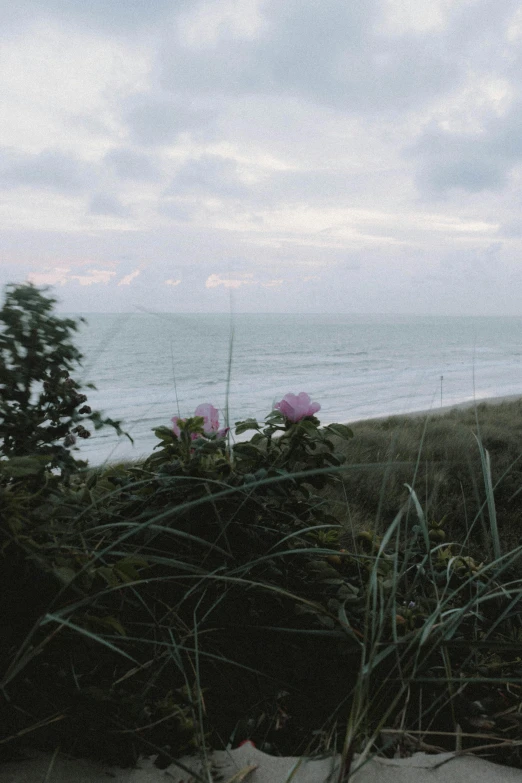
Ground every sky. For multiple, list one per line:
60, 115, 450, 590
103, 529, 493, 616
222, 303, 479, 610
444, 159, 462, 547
1, 0, 522, 314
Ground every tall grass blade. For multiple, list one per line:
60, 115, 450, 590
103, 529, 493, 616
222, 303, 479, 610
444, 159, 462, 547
473, 434, 501, 561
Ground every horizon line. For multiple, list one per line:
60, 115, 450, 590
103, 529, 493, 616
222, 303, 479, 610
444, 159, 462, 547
57, 310, 522, 318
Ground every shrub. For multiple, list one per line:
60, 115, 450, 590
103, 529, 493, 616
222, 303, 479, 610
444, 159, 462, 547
0, 282, 128, 482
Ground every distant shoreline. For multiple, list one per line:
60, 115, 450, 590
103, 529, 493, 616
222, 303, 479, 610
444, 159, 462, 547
82, 393, 522, 468
347, 393, 522, 425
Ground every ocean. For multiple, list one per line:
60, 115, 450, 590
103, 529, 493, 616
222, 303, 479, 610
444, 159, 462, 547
71, 312, 522, 466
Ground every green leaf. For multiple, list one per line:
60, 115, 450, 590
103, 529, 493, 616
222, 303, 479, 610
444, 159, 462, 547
153, 426, 175, 442
97, 566, 121, 588
113, 564, 138, 582
235, 418, 261, 434
234, 442, 263, 457
53, 566, 77, 585
113, 555, 148, 582
83, 614, 127, 637
265, 410, 285, 425
117, 555, 148, 568
296, 420, 319, 436
325, 423, 354, 440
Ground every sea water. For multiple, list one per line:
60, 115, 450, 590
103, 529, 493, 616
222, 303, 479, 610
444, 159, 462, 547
70, 312, 522, 466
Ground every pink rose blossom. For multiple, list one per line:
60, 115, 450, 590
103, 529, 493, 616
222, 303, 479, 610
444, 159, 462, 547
194, 403, 220, 433
172, 403, 228, 439
274, 392, 321, 423
171, 416, 188, 439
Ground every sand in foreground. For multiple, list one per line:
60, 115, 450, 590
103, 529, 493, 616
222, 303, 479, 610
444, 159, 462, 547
3, 746, 522, 783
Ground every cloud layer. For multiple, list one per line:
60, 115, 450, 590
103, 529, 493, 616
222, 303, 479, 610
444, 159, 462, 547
1, 0, 521, 313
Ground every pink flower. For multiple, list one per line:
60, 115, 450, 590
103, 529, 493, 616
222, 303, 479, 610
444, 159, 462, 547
172, 403, 228, 439
171, 416, 187, 439
194, 403, 220, 434
274, 392, 321, 423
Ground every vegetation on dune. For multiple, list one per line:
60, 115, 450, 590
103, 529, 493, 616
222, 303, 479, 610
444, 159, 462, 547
328, 403, 522, 556
2, 283, 522, 780
0, 282, 130, 482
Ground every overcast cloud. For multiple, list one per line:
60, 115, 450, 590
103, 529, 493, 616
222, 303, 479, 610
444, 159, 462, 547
1, 0, 521, 314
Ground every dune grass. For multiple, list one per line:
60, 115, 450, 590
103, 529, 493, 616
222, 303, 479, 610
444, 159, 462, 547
3, 285, 522, 781
325, 398, 522, 557
3, 399, 522, 781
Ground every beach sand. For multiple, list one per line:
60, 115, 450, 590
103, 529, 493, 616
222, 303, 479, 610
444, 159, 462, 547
3, 744, 522, 783
350, 393, 522, 425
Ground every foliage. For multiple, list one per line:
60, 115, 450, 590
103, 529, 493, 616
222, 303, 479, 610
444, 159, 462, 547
234, 410, 353, 483
0, 283, 130, 481
326, 401, 522, 554
2, 284, 522, 773
4, 436, 522, 769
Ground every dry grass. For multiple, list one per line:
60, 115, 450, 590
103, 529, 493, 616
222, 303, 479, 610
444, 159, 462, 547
323, 398, 522, 556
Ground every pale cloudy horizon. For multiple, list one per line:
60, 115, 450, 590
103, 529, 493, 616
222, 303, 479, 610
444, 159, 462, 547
1, 0, 522, 315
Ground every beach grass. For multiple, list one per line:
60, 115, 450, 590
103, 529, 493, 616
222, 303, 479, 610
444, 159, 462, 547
324, 398, 522, 557
3, 285, 522, 781
3, 398, 522, 780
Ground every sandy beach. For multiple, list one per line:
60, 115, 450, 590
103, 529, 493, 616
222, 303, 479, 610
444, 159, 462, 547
350, 392, 522, 425
3, 743, 522, 783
